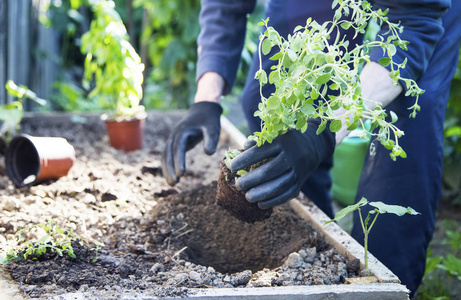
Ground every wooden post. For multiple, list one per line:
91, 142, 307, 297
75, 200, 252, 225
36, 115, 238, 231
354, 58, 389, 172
29, 0, 58, 111
0, 0, 58, 109
6, 0, 31, 105
0, 0, 7, 104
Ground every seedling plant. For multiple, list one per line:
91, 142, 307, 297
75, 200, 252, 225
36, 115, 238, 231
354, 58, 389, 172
226, 0, 425, 182
0, 222, 103, 264
225, 0, 424, 186
253, 0, 424, 160
325, 197, 420, 273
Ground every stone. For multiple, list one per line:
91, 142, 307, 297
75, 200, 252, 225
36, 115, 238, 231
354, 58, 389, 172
284, 252, 303, 268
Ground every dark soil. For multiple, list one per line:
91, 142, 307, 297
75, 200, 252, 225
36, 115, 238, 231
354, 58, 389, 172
216, 159, 272, 223
0, 111, 357, 299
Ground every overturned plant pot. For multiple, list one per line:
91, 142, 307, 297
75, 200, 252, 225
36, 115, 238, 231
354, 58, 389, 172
216, 159, 272, 223
5, 134, 75, 187
103, 114, 146, 152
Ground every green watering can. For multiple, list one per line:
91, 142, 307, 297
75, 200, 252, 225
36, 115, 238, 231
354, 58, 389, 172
331, 123, 371, 206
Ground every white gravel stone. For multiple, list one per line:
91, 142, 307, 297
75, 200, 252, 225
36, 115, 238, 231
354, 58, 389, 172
284, 252, 303, 268
189, 271, 202, 282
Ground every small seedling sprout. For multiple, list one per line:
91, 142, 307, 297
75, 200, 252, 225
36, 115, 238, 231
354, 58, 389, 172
325, 197, 420, 272
0, 221, 103, 264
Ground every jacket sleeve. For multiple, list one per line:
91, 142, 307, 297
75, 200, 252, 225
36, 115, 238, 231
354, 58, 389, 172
196, 0, 257, 95
369, 0, 451, 83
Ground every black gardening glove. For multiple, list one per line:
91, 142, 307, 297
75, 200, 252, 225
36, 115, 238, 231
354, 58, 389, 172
230, 119, 335, 209
162, 101, 223, 186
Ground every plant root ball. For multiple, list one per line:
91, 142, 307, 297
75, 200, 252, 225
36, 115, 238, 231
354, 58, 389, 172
216, 160, 272, 223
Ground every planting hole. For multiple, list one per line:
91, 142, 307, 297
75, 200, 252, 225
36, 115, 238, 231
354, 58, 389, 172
159, 184, 315, 274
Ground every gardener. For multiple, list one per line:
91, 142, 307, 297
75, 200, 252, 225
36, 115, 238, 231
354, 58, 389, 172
161, 0, 461, 296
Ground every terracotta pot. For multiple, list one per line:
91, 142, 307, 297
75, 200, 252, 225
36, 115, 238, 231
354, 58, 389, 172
5, 134, 75, 187
104, 116, 145, 152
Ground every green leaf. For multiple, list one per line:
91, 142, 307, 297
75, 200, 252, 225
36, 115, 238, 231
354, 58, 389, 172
300, 103, 315, 115
438, 254, 461, 279
399, 148, 407, 158
329, 83, 339, 90
262, 38, 272, 55
316, 121, 327, 135
445, 126, 461, 137
269, 71, 280, 84
268, 28, 279, 42
5, 80, 26, 98
68, 248, 76, 258
334, 9, 342, 21
390, 111, 398, 123
310, 89, 319, 100
236, 170, 248, 176
296, 117, 307, 131
270, 52, 282, 61
255, 70, 268, 85
368, 202, 420, 216
347, 120, 359, 131
285, 92, 298, 105
294, 25, 304, 32
332, 0, 339, 9
325, 198, 369, 224
292, 65, 307, 79
287, 49, 297, 62
266, 96, 280, 110
70, 0, 82, 10
37, 245, 47, 255
378, 57, 392, 67
388, 44, 397, 56
315, 52, 326, 65
282, 55, 292, 68
38, 235, 52, 245
341, 22, 351, 30
425, 255, 443, 276
315, 73, 331, 85
329, 120, 342, 132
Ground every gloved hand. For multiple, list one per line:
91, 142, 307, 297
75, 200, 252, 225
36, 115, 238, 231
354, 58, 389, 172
230, 119, 335, 209
162, 101, 223, 186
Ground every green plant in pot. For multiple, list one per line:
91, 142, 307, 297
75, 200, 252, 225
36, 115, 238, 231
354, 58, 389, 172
81, 0, 146, 152
217, 0, 424, 223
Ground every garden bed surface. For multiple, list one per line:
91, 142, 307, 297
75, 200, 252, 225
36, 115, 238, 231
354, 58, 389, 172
0, 111, 359, 299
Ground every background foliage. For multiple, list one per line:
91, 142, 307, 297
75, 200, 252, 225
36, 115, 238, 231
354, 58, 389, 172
39, 0, 260, 111
442, 48, 461, 204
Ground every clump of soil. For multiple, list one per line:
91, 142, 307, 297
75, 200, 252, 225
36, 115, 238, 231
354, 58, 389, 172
216, 160, 272, 223
0, 112, 356, 299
